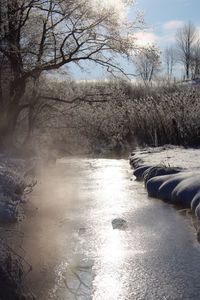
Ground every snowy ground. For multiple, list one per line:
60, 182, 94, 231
134, 146, 200, 169
0, 155, 37, 299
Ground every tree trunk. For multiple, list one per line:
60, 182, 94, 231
186, 61, 190, 79
0, 79, 26, 149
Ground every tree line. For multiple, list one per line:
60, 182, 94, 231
30, 80, 200, 155
134, 21, 200, 84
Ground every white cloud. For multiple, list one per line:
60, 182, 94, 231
134, 31, 159, 46
163, 20, 184, 31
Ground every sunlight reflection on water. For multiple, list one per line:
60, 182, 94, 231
49, 159, 137, 300
48, 158, 150, 300
47, 158, 200, 300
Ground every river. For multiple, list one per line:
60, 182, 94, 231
17, 158, 200, 299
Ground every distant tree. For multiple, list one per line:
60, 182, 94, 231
164, 47, 177, 81
134, 46, 161, 84
190, 41, 200, 79
0, 0, 143, 148
176, 21, 198, 80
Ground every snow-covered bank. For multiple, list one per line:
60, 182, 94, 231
0, 154, 37, 299
0, 154, 37, 222
130, 146, 200, 221
131, 146, 200, 169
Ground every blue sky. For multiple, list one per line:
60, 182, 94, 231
70, 0, 200, 80
134, 0, 200, 47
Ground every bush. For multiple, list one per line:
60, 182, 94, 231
24, 80, 200, 155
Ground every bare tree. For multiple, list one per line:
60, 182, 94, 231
190, 41, 200, 79
134, 46, 161, 84
164, 47, 177, 81
0, 0, 143, 148
176, 21, 198, 80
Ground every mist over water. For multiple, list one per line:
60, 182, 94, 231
15, 157, 200, 299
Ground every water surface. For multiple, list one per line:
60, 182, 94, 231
18, 158, 200, 299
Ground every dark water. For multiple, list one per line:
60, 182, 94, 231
18, 158, 200, 299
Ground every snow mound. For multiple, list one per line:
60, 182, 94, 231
130, 148, 200, 218
156, 172, 196, 202
144, 166, 182, 185
191, 192, 200, 211
146, 174, 175, 198
133, 165, 152, 180
171, 176, 200, 207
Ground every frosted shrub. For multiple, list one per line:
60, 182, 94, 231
0, 157, 36, 222
0, 157, 36, 297
0, 237, 33, 298
34, 80, 200, 153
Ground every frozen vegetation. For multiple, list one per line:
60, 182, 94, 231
0, 154, 37, 299
26, 81, 200, 156
0, 155, 36, 222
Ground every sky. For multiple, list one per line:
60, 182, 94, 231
133, 0, 200, 48
69, 0, 200, 80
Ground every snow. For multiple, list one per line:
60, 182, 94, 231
0, 155, 36, 298
0, 156, 36, 222
172, 176, 200, 206
191, 192, 200, 211
133, 165, 151, 180
133, 146, 200, 169
158, 173, 196, 202
130, 146, 200, 217
146, 174, 176, 198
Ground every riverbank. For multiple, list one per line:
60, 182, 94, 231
130, 146, 200, 239
0, 154, 37, 299
131, 145, 200, 169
